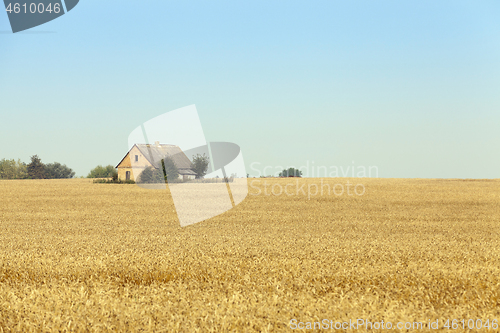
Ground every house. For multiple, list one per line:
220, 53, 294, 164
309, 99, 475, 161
116, 142, 197, 182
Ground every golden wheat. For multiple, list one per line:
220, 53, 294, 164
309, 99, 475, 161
0, 178, 499, 332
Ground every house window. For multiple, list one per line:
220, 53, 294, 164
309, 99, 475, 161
126, 171, 131, 180
135, 155, 139, 162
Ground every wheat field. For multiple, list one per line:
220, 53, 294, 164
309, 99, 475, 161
0, 178, 499, 332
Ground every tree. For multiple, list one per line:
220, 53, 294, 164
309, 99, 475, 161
138, 157, 179, 183
162, 157, 179, 182
45, 162, 75, 179
279, 167, 303, 177
138, 166, 165, 183
87, 165, 117, 178
190, 154, 209, 179
0, 159, 27, 179
27, 155, 46, 179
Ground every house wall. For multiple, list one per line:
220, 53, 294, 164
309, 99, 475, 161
117, 167, 129, 181
117, 146, 153, 181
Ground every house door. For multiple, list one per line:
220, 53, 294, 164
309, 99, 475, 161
126, 171, 131, 180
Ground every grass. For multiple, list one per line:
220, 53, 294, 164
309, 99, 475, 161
0, 178, 499, 332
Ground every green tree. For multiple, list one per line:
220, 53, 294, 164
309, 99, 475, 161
162, 157, 179, 182
137, 157, 179, 183
27, 155, 46, 179
87, 165, 117, 178
45, 162, 75, 179
279, 167, 303, 177
190, 154, 209, 179
138, 166, 164, 183
0, 159, 28, 179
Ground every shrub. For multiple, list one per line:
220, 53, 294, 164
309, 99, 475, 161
87, 165, 117, 178
279, 168, 303, 177
191, 154, 209, 179
45, 162, 75, 179
0, 159, 28, 179
27, 155, 46, 179
162, 157, 179, 182
93, 178, 135, 184
138, 157, 179, 184
138, 166, 165, 184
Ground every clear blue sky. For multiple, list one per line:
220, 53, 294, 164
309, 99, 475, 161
1, 1, 499, 178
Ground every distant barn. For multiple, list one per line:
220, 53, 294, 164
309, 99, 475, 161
116, 142, 197, 182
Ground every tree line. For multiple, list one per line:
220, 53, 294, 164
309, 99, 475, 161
0, 155, 75, 179
1, 153, 211, 181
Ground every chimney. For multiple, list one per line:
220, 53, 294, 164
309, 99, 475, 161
154, 141, 160, 147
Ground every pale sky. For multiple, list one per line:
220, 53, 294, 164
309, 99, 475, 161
1, 1, 499, 178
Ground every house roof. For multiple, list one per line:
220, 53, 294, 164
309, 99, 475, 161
117, 143, 196, 175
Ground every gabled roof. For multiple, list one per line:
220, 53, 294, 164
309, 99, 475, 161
116, 144, 195, 175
